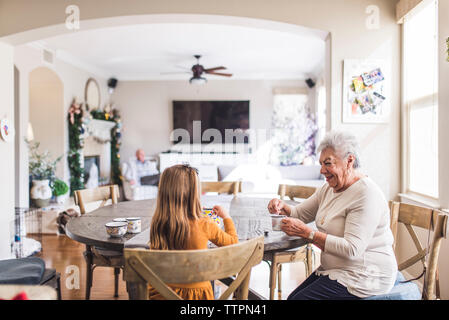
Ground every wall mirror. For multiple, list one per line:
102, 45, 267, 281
85, 78, 101, 110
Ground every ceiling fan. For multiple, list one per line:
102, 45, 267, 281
162, 55, 233, 84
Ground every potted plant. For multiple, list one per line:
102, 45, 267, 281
27, 140, 62, 207
53, 179, 69, 205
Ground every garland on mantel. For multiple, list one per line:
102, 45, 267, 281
68, 99, 85, 195
67, 101, 123, 195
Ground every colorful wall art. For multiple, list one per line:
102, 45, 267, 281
342, 59, 390, 123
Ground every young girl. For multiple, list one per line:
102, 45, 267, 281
149, 164, 239, 300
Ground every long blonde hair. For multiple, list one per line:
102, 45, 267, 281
150, 164, 202, 250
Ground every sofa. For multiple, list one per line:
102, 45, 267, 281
217, 164, 325, 195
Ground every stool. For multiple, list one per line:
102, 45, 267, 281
0, 257, 61, 300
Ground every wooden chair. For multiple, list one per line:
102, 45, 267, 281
74, 185, 123, 300
383, 201, 448, 300
123, 236, 264, 300
265, 184, 317, 300
278, 184, 316, 201
74, 185, 119, 215
201, 181, 241, 195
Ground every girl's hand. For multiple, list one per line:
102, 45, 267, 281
267, 199, 291, 216
213, 205, 230, 219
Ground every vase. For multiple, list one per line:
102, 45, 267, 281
30, 179, 52, 208
56, 193, 68, 205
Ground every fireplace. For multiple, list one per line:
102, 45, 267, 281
82, 119, 116, 187
84, 155, 100, 188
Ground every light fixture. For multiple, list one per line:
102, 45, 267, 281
189, 76, 207, 85
107, 78, 118, 94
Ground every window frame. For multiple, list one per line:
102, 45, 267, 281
401, 0, 439, 201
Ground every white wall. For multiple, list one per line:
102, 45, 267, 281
29, 67, 64, 179
14, 44, 109, 206
0, 42, 15, 259
112, 79, 308, 163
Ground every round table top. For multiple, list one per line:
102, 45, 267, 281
65, 196, 309, 252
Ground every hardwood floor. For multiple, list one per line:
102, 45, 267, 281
34, 234, 312, 300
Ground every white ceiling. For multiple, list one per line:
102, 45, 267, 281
31, 22, 326, 81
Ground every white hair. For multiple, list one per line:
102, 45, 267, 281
317, 130, 361, 169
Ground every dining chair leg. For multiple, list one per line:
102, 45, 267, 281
114, 267, 120, 298
277, 264, 282, 300
56, 274, 62, 300
269, 256, 277, 300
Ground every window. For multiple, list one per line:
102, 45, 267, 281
403, 0, 439, 198
270, 93, 318, 166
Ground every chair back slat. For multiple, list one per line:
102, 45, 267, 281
388, 201, 448, 300
124, 236, 264, 300
278, 184, 316, 201
201, 181, 240, 195
396, 202, 435, 229
127, 255, 182, 300
74, 185, 119, 215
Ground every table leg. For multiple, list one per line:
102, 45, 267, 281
84, 245, 93, 300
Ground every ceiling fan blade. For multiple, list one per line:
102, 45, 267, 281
160, 71, 191, 75
206, 71, 233, 77
174, 65, 191, 71
204, 66, 226, 72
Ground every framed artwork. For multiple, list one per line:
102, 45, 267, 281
342, 59, 390, 123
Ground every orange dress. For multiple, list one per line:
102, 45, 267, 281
148, 217, 239, 300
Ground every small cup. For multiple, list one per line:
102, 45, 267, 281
126, 217, 141, 234
105, 222, 128, 238
271, 214, 286, 231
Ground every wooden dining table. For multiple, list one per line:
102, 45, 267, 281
66, 194, 311, 300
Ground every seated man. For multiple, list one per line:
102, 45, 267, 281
124, 149, 160, 186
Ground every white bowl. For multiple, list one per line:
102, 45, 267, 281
105, 222, 128, 238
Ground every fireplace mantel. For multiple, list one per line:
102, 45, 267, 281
86, 119, 116, 142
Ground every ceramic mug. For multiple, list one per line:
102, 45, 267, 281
271, 214, 286, 231
126, 217, 141, 234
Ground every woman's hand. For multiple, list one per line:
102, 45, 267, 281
267, 199, 291, 216
280, 217, 312, 238
213, 205, 231, 219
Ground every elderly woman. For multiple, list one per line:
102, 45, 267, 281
268, 130, 397, 300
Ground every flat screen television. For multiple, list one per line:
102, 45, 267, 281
172, 100, 250, 144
